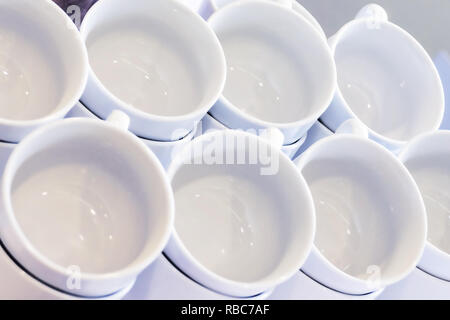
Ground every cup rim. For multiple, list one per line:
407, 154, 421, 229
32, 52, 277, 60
0, 118, 175, 286
165, 130, 316, 295
80, 0, 227, 125
203, 112, 308, 148
75, 101, 198, 145
0, 0, 89, 131
207, 0, 337, 130
329, 18, 445, 147
398, 129, 450, 260
296, 134, 428, 290
209, 0, 326, 39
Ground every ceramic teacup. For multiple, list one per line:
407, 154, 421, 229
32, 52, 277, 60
165, 130, 316, 297
296, 120, 427, 294
0, 111, 174, 297
0, 243, 134, 299
201, 113, 307, 159
67, 102, 197, 169
80, 0, 226, 141
207, 0, 336, 145
320, 4, 445, 152
398, 131, 450, 281
0, 0, 88, 143
199, 0, 325, 38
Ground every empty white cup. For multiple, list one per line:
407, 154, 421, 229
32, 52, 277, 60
165, 130, 316, 297
296, 119, 427, 294
398, 131, 450, 281
207, 0, 336, 145
80, 0, 226, 141
0, 112, 174, 297
0, 0, 88, 143
66, 102, 197, 169
321, 4, 445, 152
199, 0, 326, 39
201, 113, 307, 159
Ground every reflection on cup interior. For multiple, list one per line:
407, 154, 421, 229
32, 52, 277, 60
0, 6, 83, 121
209, 1, 335, 125
11, 136, 151, 273
334, 21, 443, 142
170, 132, 314, 289
300, 137, 426, 286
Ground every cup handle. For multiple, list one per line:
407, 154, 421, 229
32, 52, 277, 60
106, 110, 130, 131
259, 127, 285, 150
335, 119, 368, 138
354, 3, 388, 22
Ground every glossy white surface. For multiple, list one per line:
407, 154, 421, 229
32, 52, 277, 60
165, 130, 315, 297
174, 166, 289, 282
67, 102, 196, 169
0, 142, 133, 300
0, 0, 87, 142
321, 4, 444, 152
208, 0, 336, 145
0, 0, 446, 301
81, 0, 226, 141
199, 0, 325, 39
269, 270, 383, 300
399, 131, 450, 281
201, 113, 307, 158
87, 21, 202, 117
297, 125, 427, 294
12, 142, 149, 274
0, 116, 174, 297
124, 255, 272, 300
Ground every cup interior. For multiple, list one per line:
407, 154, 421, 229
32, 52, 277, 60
334, 21, 443, 142
209, 1, 335, 125
298, 137, 426, 284
400, 132, 450, 256
170, 132, 314, 286
82, 0, 224, 118
5, 120, 172, 275
0, 0, 86, 121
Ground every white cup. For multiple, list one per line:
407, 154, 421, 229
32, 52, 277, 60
321, 4, 445, 152
398, 130, 450, 281
199, 0, 326, 39
0, 245, 134, 299
124, 254, 272, 300
80, 0, 226, 142
207, 0, 336, 145
0, 137, 132, 300
67, 102, 197, 169
296, 119, 427, 294
164, 130, 316, 297
201, 113, 307, 159
0, 112, 174, 297
0, 0, 88, 143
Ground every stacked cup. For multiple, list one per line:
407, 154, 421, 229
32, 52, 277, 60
0, 0, 448, 300
0, 0, 88, 174
77, 0, 226, 168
